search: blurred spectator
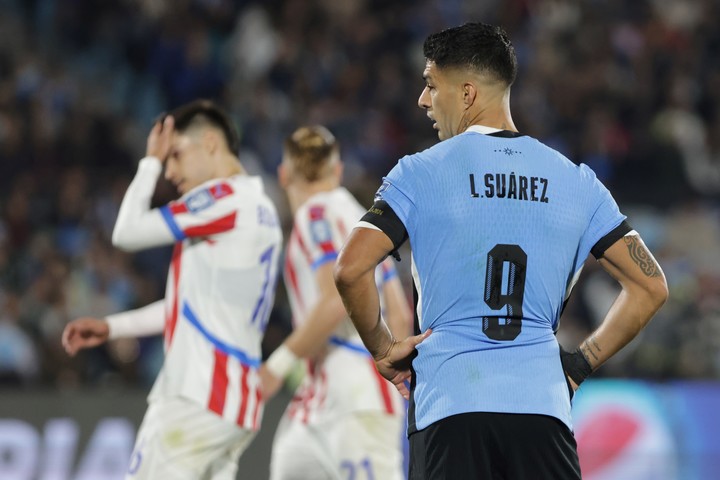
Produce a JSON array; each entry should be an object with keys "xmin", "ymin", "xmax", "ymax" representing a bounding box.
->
[{"xmin": 0, "ymin": 292, "xmax": 39, "ymax": 385}]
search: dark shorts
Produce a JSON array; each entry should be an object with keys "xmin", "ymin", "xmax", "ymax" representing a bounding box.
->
[{"xmin": 408, "ymin": 412, "xmax": 582, "ymax": 480}]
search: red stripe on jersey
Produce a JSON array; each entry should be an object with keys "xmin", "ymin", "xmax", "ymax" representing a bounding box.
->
[
  {"xmin": 309, "ymin": 205, "xmax": 325, "ymax": 221},
  {"xmin": 292, "ymin": 228, "xmax": 312, "ymax": 266},
  {"xmin": 208, "ymin": 349, "xmax": 229, "ymax": 415},
  {"xmin": 252, "ymin": 387, "xmax": 263, "ymax": 430},
  {"xmin": 209, "ymin": 182, "xmax": 234, "ymax": 200},
  {"xmin": 318, "ymin": 238, "xmax": 335, "ymax": 255},
  {"xmin": 287, "ymin": 394, "xmax": 302, "ymax": 420},
  {"xmin": 368, "ymin": 358, "xmax": 395, "ymax": 414},
  {"xmin": 317, "ymin": 368, "xmax": 328, "ymax": 410},
  {"xmin": 164, "ymin": 243, "xmax": 183, "ymax": 349},
  {"xmin": 184, "ymin": 211, "xmax": 237, "ymax": 237},
  {"xmin": 336, "ymin": 218, "xmax": 348, "ymax": 239},
  {"xmin": 236, "ymin": 364, "xmax": 250, "ymax": 426},
  {"xmin": 284, "ymin": 251, "xmax": 304, "ymax": 313},
  {"xmin": 169, "ymin": 201, "xmax": 189, "ymax": 215},
  {"xmin": 306, "ymin": 207, "xmax": 336, "ymax": 254},
  {"xmin": 302, "ymin": 360, "xmax": 316, "ymax": 424}
]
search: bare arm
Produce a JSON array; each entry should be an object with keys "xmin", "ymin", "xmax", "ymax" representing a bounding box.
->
[
  {"xmin": 334, "ymin": 227, "xmax": 430, "ymax": 399},
  {"xmin": 260, "ymin": 261, "xmax": 348, "ymax": 398},
  {"xmin": 334, "ymin": 227, "xmax": 397, "ymax": 358},
  {"xmin": 284, "ymin": 262, "xmax": 348, "ymax": 359},
  {"xmin": 564, "ymin": 233, "xmax": 668, "ymax": 387},
  {"xmin": 381, "ymin": 272, "xmax": 413, "ymax": 341}
]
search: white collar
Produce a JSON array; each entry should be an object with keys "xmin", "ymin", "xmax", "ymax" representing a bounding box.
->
[{"xmin": 465, "ymin": 125, "xmax": 503, "ymax": 135}]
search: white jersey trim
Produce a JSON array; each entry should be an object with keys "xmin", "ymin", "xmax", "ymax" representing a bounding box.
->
[
  {"xmin": 465, "ymin": 125, "xmax": 503, "ymax": 135},
  {"xmin": 355, "ymin": 220, "xmax": 381, "ymax": 231}
]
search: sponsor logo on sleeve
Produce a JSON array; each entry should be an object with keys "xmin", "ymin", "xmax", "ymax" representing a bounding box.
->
[
  {"xmin": 185, "ymin": 189, "xmax": 215, "ymax": 213},
  {"xmin": 310, "ymin": 219, "xmax": 332, "ymax": 245},
  {"xmin": 375, "ymin": 180, "xmax": 390, "ymax": 200}
]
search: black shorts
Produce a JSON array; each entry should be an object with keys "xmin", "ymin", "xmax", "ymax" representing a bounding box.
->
[{"xmin": 408, "ymin": 412, "xmax": 582, "ymax": 480}]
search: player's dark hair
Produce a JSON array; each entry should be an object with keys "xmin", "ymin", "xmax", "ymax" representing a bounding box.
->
[
  {"xmin": 166, "ymin": 99, "xmax": 240, "ymax": 154},
  {"xmin": 284, "ymin": 126, "xmax": 339, "ymax": 182},
  {"xmin": 423, "ymin": 22, "xmax": 517, "ymax": 86}
]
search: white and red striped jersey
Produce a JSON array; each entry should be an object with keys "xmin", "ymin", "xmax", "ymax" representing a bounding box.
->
[
  {"xmin": 111, "ymin": 157, "xmax": 282, "ymax": 431},
  {"xmin": 283, "ymin": 187, "xmax": 404, "ymax": 424}
]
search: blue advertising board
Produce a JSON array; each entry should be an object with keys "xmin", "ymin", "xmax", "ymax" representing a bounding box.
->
[
  {"xmin": 1, "ymin": 382, "xmax": 718, "ymax": 479},
  {"xmin": 572, "ymin": 380, "xmax": 720, "ymax": 480}
]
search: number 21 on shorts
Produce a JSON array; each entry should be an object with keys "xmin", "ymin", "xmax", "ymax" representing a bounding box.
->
[{"xmin": 340, "ymin": 457, "xmax": 374, "ymax": 480}]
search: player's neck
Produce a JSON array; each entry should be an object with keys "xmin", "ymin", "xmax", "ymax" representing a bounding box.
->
[
  {"xmin": 287, "ymin": 178, "xmax": 339, "ymax": 213},
  {"xmin": 215, "ymin": 154, "xmax": 246, "ymax": 178},
  {"xmin": 459, "ymin": 92, "xmax": 517, "ymax": 134},
  {"xmin": 460, "ymin": 110, "xmax": 517, "ymax": 134}
]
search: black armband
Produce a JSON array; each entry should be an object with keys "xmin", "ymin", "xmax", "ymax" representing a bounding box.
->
[
  {"xmin": 560, "ymin": 346, "xmax": 593, "ymax": 386},
  {"xmin": 360, "ymin": 200, "xmax": 408, "ymax": 260},
  {"xmin": 591, "ymin": 220, "xmax": 633, "ymax": 259}
]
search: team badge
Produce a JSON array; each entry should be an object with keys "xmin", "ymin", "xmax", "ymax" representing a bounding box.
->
[
  {"xmin": 375, "ymin": 180, "xmax": 390, "ymax": 200},
  {"xmin": 185, "ymin": 188, "xmax": 215, "ymax": 213},
  {"xmin": 310, "ymin": 219, "xmax": 332, "ymax": 245}
]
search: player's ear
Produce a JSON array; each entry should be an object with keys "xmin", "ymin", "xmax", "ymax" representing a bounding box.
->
[
  {"xmin": 463, "ymin": 83, "xmax": 477, "ymax": 108},
  {"xmin": 278, "ymin": 162, "xmax": 289, "ymax": 188},
  {"xmin": 334, "ymin": 160, "xmax": 344, "ymax": 184},
  {"xmin": 203, "ymin": 129, "xmax": 220, "ymax": 156}
]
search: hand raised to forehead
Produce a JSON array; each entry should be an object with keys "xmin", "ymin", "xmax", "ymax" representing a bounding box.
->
[{"xmin": 146, "ymin": 115, "xmax": 175, "ymax": 162}]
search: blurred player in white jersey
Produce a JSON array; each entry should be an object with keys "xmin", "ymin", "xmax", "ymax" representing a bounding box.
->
[
  {"xmin": 260, "ymin": 126, "xmax": 411, "ymax": 480},
  {"xmin": 61, "ymin": 100, "xmax": 283, "ymax": 479}
]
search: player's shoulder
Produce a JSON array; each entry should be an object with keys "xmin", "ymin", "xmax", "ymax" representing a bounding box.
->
[
  {"xmin": 398, "ymin": 131, "xmax": 499, "ymax": 168},
  {"xmin": 175, "ymin": 179, "xmax": 234, "ymax": 214},
  {"xmin": 387, "ymin": 146, "xmax": 437, "ymax": 183},
  {"xmin": 295, "ymin": 187, "xmax": 356, "ymax": 224},
  {"xmin": 522, "ymin": 135, "xmax": 600, "ymax": 181},
  {"xmin": 179, "ymin": 175, "xmax": 271, "ymax": 212},
  {"xmin": 217, "ymin": 174, "xmax": 276, "ymax": 205},
  {"xmin": 388, "ymin": 135, "xmax": 486, "ymax": 187},
  {"xmin": 226, "ymin": 174, "xmax": 268, "ymax": 197}
]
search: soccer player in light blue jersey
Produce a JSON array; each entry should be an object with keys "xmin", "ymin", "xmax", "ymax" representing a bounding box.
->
[{"xmin": 334, "ymin": 23, "xmax": 669, "ymax": 480}]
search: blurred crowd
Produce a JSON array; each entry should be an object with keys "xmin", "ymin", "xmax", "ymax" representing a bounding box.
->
[{"xmin": 0, "ymin": 0, "xmax": 718, "ymax": 389}]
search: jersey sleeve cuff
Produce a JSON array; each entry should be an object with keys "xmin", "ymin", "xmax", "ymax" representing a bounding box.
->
[
  {"xmin": 360, "ymin": 200, "xmax": 408, "ymax": 250},
  {"xmin": 159, "ymin": 205, "xmax": 187, "ymax": 241},
  {"xmin": 311, "ymin": 252, "xmax": 339, "ymax": 271},
  {"xmin": 591, "ymin": 220, "xmax": 633, "ymax": 259},
  {"xmin": 138, "ymin": 156, "xmax": 163, "ymax": 174}
]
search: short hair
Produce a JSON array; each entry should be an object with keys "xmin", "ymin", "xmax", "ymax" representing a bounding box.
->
[
  {"xmin": 166, "ymin": 99, "xmax": 240, "ymax": 153},
  {"xmin": 283, "ymin": 126, "xmax": 339, "ymax": 182},
  {"xmin": 423, "ymin": 22, "xmax": 517, "ymax": 86}
]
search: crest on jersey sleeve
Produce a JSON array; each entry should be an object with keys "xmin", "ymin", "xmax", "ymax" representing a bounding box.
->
[
  {"xmin": 375, "ymin": 180, "xmax": 390, "ymax": 201},
  {"xmin": 185, "ymin": 188, "xmax": 215, "ymax": 213},
  {"xmin": 310, "ymin": 218, "xmax": 332, "ymax": 245},
  {"xmin": 183, "ymin": 182, "xmax": 234, "ymax": 214}
]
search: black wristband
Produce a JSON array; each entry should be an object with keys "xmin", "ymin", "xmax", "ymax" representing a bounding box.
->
[{"xmin": 560, "ymin": 346, "xmax": 593, "ymax": 386}]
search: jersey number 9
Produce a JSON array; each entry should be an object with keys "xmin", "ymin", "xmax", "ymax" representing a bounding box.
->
[{"xmin": 482, "ymin": 244, "xmax": 527, "ymax": 341}]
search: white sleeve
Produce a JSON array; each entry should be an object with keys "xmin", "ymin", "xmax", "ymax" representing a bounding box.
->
[
  {"xmin": 112, "ymin": 157, "xmax": 176, "ymax": 251},
  {"xmin": 105, "ymin": 300, "xmax": 165, "ymax": 339}
]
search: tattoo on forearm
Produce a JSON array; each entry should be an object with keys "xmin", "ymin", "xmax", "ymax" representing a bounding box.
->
[
  {"xmin": 623, "ymin": 236, "xmax": 661, "ymax": 277},
  {"xmin": 580, "ymin": 336, "xmax": 601, "ymax": 364}
]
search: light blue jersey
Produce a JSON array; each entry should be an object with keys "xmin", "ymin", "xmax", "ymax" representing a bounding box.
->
[{"xmin": 375, "ymin": 127, "xmax": 627, "ymax": 433}]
